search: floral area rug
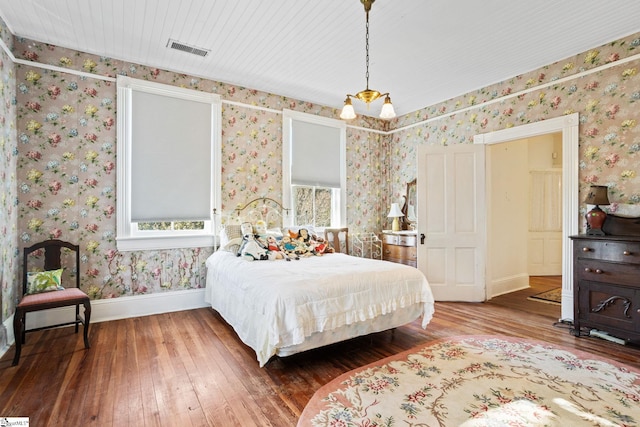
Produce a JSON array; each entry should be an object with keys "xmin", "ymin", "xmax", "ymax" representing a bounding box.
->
[{"xmin": 298, "ymin": 335, "xmax": 640, "ymax": 426}]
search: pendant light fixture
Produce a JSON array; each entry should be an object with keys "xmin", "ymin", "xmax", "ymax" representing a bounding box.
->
[{"xmin": 340, "ymin": 0, "xmax": 396, "ymax": 120}]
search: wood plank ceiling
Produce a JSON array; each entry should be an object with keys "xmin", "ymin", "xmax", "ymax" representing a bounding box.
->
[{"xmin": 1, "ymin": 0, "xmax": 640, "ymax": 117}]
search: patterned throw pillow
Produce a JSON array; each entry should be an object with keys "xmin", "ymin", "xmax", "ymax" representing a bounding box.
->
[
  {"xmin": 26, "ymin": 268, "xmax": 65, "ymax": 294},
  {"xmin": 223, "ymin": 224, "xmax": 243, "ymax": 240},
  {"xmin": 219, "ymin": 224, "xmax": 244, "ymax": 253},
  {"xmin": 222, "ymin": 237, "xmax": 243, "ymax": 254}
]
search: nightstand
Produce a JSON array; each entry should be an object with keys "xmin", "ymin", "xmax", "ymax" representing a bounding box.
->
[{"xmin": 381, "ymin": 230, "xmax": 417, "ymax": 267}]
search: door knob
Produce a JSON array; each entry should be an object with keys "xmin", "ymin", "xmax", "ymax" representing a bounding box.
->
[{"xmin": 420, "ymin": 233, "xmax": 425, "ymax": 244}]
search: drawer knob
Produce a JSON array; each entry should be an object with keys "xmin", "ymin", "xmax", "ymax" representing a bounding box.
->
[
  {"xmin": 582, "ymin": 247, "xmax": 591, "ymax": 252},
  {"xmin": 623, "ymin": 250, "xmax": 632, "ymax": 256},
  {"xmin": 584, "ymin": 267, "xmax": 604, "ymax": 274}
]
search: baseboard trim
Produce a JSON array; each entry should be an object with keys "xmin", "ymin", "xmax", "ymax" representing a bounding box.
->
[
  {"xmin": 0, "ymin": 288, "xmax": 208, "ymax": 360},
  {"xmin": 89, "ymin": 288, "xmax": 208, "ymax": 323},
  {"xmin": 489, "ymin": 273, "xmax": 530, "ymax": 298}
]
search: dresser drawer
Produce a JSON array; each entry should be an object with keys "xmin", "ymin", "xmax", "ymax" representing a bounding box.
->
[
  {"xmin": 382, "ymin": 234, "xmax": 416, "ymax": 246},
  {"xmin": 576, "ymin": 240, "xmax": 640, "ymax": 265},
  {"xmin": 382, "ymin": 234, "xmax": 416, "ymax": 247},
  {"xmin": 383, "ymin": 244, "xmax": 417, "ymax": 261},
  {"xmin": 382, "ymin": 232, "xmax": 417, "ymax": 267},
  {"xmin": 382, "ymin": 233, "xmax": 397, "ymax": 245},
  {"xmin": 576, "ymin": 259, "xmax": 639, "ymax": 287},
  {"xmin": 398, "ymin": 235, "xmax": 416, "ymax": 246}
]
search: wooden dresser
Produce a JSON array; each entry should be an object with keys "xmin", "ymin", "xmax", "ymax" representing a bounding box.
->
[
  {"xmin": 381, "ymin": 231, "xmax": 417, "ymax": 267},
  {"xmin": 570, "ymin": 217, "xmax": 640, "ymax": 342}
]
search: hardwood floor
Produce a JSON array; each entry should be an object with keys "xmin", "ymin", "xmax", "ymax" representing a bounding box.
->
[{"xmin": 1, "ymin": 277, "xmax": 638, "ymax": 426}]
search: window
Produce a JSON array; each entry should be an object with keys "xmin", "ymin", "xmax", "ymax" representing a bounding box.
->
[
  {"xmin": 116, "ymin": 76, "xmax": 221, "ymax": 251},
  {"xmin": 292, "ymin": 185, "xmax": 334, "ymax": 226},
  {"xmin": 282, "ymin": 110, "xmax": 346, "ymax": 228}
]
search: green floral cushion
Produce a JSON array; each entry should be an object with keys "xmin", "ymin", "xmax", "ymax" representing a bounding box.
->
[{"xmin": 26, "ymin": 268, "xmax": 65, "ymax": 294}]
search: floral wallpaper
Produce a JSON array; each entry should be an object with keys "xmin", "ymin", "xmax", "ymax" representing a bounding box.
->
[
  {"xmin": 388, "ymin": 34, "xmax": 640, "ymax": 215},
  {"xmin": 0, "ymin": 20, "xmax": 639, "ymax": 334},
  {"xmin": 0, "ymin": 16, "xmax": 18, "ymax": 351}
]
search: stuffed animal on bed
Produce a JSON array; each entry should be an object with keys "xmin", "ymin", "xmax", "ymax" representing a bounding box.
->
[
  {"xmin": 238, "ymin": 222, "xmax": 282, "ymax": 261},
  {"xmin": 254, "ymin": 220, "xmax": 267, "ymax": 238},
  {"xmin": 311, "ymin": 240, "xmax": 330, "ymax": 255},
  {"xmin": 307, "ymin": 234, "xmax": 333, "ymax": 255},
  {"xmin": 280, "ymin": 235, "xmax": 300, "ymax": 260},
  {"xmin": 266, "ymin": 235, "xmax": 289, "ymax": 261},
  {"xmin": 294, "ymin": 238, "xmax": 314, "ymax": 257},
  {"xmin": 297, "ymin": 228, "xmax": 310, "ymax": 243}
]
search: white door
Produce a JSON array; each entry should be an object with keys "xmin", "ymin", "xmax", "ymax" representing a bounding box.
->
[{"xmin": 417, "ymin": 143, "xmax": 486, "ymax": 301}]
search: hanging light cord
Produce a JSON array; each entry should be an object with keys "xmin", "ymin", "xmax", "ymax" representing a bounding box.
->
[{"xmin": 364, "ymin": 9, "xmax": 370, "ymax": 90}]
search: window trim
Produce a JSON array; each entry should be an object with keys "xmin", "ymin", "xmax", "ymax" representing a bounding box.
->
[
  {"xmin": 116, "ymin": 76, "xmax": 221, "ymax": 251},
  {"xmin": 282, "ymin": 109, "xmax": 346, "ymax": 228}
]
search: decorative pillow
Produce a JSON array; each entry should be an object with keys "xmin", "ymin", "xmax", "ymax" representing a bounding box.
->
[
  {"xmin": 26, "ymin": 268, "xmax": 64, "ymax": 294},
  {"xmin": 221, "ymin": 237, "xmax": 243, "ymax": 254},
  {"xmin": 219, "ymin": 224, "xmax": 243, "ymax": 247}
]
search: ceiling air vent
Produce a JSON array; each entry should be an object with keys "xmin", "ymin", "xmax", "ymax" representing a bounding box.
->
[{"xmin": 167, "ymin": 39, "xmax": 209, "ymax": 57}]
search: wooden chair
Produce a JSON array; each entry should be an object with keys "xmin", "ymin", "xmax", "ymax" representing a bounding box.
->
[
  {"xmin": 13, "ymin": 239, "xmax": 91, "ymax": 366},
  {"xmin": 325, "ymin": 228, "xmax": 349, "ymax": 255}
]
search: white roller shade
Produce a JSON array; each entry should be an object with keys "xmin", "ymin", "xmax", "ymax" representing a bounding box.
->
[
  {"xmin": 291, "ymin": 120, "xmax": 341, "ymax": 188},
  {"xmin": 130, "ymin": 90, "xmax": 212, "ymax": 222}
]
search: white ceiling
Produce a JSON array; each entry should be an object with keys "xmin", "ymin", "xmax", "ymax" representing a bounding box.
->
[{"xmin": 1, "ymin": 0, "xmax": 640, "ymax": 117}]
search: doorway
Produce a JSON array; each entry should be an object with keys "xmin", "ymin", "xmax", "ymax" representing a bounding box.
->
[
  {"xmin": 474, "ymin": 113, "xmax": 579, "ymax": 321},
  {"xmin": 486, "ymin": 133, "xmax": 563, "ymax": 298}
]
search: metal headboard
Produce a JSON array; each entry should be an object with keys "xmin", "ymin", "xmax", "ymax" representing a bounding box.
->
[{"xmin": 231, "ymin": 197, "xmax": 290, "ymax": 229}]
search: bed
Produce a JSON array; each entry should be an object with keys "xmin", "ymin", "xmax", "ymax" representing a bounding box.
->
[{"xmin": 204, "ymin": 199, "xmax": 435, "ymax": 367}]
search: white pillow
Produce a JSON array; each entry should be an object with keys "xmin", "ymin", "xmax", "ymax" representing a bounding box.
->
[{"xmin": 266, "ymin": 228, "xmax": 283, "ymax": 239}]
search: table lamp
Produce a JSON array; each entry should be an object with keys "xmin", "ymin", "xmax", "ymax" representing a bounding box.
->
[
  {"xmin": 388, "ymin": 203, "xmax": 404, "ymax": 232},
  {"xmin": 584, "ymin": 185, "xmax": 610, "ymax": 236}
]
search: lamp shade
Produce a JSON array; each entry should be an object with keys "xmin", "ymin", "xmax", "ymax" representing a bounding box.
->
[
  {"xmin": 340, "ymin": 98, "xmax": 356, "ymax": 120},
  {"xmin": 379, "ymin": 95, "xmax": 396, "ymax": 119},
  {"xmin": 584, "ymin": 185, "xmax": 610, "ymax": 206},
  {"xmin": 387, "ymin": 203, "xmax": 403, "ymax": 218}
]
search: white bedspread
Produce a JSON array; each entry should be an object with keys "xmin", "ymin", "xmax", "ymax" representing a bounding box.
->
[{"xmin": 205, "ymin": 251, "xmax": 434, "ymax": 366}]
